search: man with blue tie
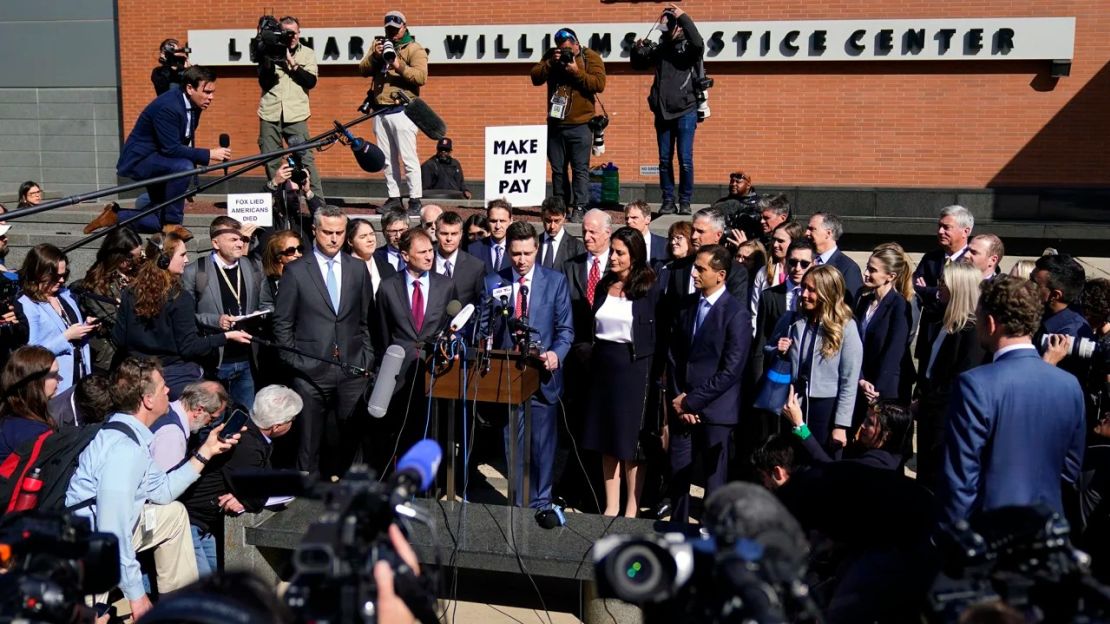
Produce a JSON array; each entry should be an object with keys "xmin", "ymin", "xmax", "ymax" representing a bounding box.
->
[
  {"xmin": 667, "ymin": 244, "xmax": 752, "ymax": 524},
  {"xmin": 939, "ymin": 275, "xmax": 1085, "ymax": 526},
  {"xmin": 484, "ymin": 221, "xmax": 574, "ymax": 509},
  {"xmin": 466, "ymin": 199, "xmax": 513, "ymax": 275}
]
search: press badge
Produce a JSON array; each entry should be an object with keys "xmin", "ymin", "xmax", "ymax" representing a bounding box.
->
[
  {"xmin": 549, "ymin": 94, "xmax": 569, "ymax": 120},
  {"xmin": 143, "ymin": 507, "xmax": 156, "ymax": 533}
]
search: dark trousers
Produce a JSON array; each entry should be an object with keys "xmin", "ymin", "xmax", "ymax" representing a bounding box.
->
[
  {"xmin": 669, "ymin": 420, "xmax": 732, "ymax": 524},
  {"xmin": 163, "ymin": 361, "xmax": 203, "ymax": 402},
  {"xmin": 504, "ymin": 397, "xmax": 557, "ymax": 509},
  {"xmin": 804, "ymin": 396, "xmax": 838, "ymax": 453},
  {"xmin": 122, "ymin": 153, "xmax": 195, "ymax": 226},
  {"xmin": 291, "ymin": 372, "xmax": 369, "ymax": 476},
  {"xmin": 547, "ymin": 122, "xmax": 592, "ymax": 207},
  {"xmin": 654, "ymin": 110, "xmax": 697, "ymax": 205}
]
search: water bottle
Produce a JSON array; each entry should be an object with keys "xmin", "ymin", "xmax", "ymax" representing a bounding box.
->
[{"xmin": 12, "ymin": 467, "xmax": 44, "ymax": 512}]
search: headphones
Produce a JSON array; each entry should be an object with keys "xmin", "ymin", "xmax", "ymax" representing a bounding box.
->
[{"xmin": 153, "ymin": 238, "xmax": 172, "ymax": 270}]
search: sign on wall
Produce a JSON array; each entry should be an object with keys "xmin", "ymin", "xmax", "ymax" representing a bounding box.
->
[
  {"xmin": 190, "ymin": 18, "xmax": 1075, "ymax": 66},
  {"xmin": 484, "ymin": 126, "xmax": 547, "ymax": 207}
]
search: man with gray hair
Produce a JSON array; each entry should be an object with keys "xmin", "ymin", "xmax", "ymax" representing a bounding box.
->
[
  {"xmin": 563, "ymin": 208, "xmax": 612, "ymax": 342},
  {"xmin": 666, "ymin": 207, "xmax": 750, "ymax": 302},
  {"xmin": 805, "ymin": 211, "xmax": 864, "ymax": 304},
  {"xmin": 149, "ymin": 380, "xmax": 229, "ymax": 471},
  {"xmin": 913, "ymin": 204, "xmax": 974, "ymax": 357},
  {"xmin": 180, "ymin": 384, "xmax": 303, "ymax": 576}
]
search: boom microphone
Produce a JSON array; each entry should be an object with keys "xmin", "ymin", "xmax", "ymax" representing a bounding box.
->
[
  {"xmin": 368, "ymin": 344, "xmax": 406, "ymax": 418},
  {"xmin": 332, "ymin": 120, "xmax": 386, "ymax": 173},
  {"xmin": 401, "ymin": 97, "xmax": 448, "ymax": 141},
  {"xmin": 392, "ymin": 439, "xmax": 442, "ymax": 501},
  {"xmin": 218, "ymin": 133, "xmax": 230, "ymax": 175},
  {"xmin": 449, "ymin": 303, "xmax": 475, "ymax": 333}
]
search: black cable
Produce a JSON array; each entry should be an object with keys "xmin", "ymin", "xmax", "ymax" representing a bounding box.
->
[
  {"xmin": 380, "ymin": 354, "xmax": 423, "ymax": 481},
  {"xmin": 481, "ymin": 504, "xmax": 553, "ymax": 624},
  {"xmin": 557, "ymin": 396, "xmax": 601, "ymax": 514}
]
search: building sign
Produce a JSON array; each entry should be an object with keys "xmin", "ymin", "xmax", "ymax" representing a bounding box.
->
[
  {"xmin": 484, "ymin": 125, "xmax": 547, "ymax": 207},
  {"xmin": 190, "ymin": 18, "xmax": 1074, "ymax": 66}
]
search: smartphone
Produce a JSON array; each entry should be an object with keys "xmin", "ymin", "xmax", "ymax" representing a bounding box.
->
[{"xmin": 219, "ymin": 408, "xmax": 249, "ymax": 440}]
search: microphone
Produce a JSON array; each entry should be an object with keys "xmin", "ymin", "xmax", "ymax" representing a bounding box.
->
[
  {"xmin": 444, "ymin": 299, "xmax": 462, "ymax": 322},
  {"xmin": 449, "ymin": 303, "xmax": 475, "ymax": 334},
  {"xmin": 368, "ymin": 344, "xmax": 406, "ymax": 418},
  {"xmin": 332, "ymin": 120, "xmax": 386, "ymax": 173},
  {"xmin": 218, "ymin": 133, "xmax": 230, "ymax": 175},
  {"xmin": 399, "ymin": 96, "xmax": 448, "ymax": 141},
  {"xmin": 519, "ymin": 284, "xmax": 530, "ymax": 319},
  {"xmin": 391, "ymin": 439, "xmax": 442, "ymax": 502},
  {"xmin": 492, "ymin": 285, "xmax": 512, "ymax": 317}
]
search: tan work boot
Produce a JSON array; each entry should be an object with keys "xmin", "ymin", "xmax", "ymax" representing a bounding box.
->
[
  {"xmin": 161, "ymin": 223, "xmax": 193, "ymax": 241},
  {"xmin": 83, "ymin": 202, "xmax": 119, "ymax": 234}
]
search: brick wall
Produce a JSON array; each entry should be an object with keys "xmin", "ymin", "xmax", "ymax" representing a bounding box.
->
[{"xmin": 116, "ymin": 1, "xmax": 1110, "ymax": 195}]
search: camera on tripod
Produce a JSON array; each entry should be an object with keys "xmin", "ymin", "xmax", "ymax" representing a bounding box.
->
[{"xmin": 249, "ymin": 15, "xmax": 295, "ymax": 64}]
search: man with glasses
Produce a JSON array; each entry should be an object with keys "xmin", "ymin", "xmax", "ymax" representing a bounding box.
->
[
  {"xmin": 182, "ymin": 216, "xmax": 264, "ymax": 410},
  {"xmin": 531, "ymin": 28, "xmax": 606, "ymax": 224},
  {"xmin": 258, "ymin": 16, "xmax": 324, "ymax": 199},
  {"xmin": 373, "ymin": 209, "xmax": 411, "ymax": 281}
]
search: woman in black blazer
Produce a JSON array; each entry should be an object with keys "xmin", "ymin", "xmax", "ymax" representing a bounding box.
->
[
  {"xmin": 853, "ymin": 245, "xmax": 916, "ymax": 421},
  {"xmin": 582, "ymin": 226, "xmax": 664, "ymax": 517},
  {"xmin": 913, "ymin": 262, "xmax": 988, "ymax": 490}
]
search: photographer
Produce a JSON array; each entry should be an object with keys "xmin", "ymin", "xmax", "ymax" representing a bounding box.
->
[
  {"xmin": 151, "ymin": 38, "xmax": 191, "ymax": 96},
  {"xmin": 631, "ymin": 4, "xmax": 705, "ymax": 217},
  {"xmin": 257, "ymin": 16, "xmax": 325, "ymax": 199},
  {"xmin": 358, "ymin": 11, "xmax": 429, "ymax": 215},
  {"xmin": 265, "ymin": 161, "xmax": 324, "ymax": 232},
  {"xmin": 531, "ymin": 28, "xmax": 606, "ymax": 224}
]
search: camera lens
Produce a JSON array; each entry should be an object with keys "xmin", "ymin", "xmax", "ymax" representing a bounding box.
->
[{"xmin": 608, "ymin": 544, "xmax": 666, "ymax": 602}]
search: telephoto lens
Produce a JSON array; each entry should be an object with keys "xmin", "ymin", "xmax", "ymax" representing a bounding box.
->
[{"xmin": 382, "ymin": 40, "xmax": 397, "ymax": 65}]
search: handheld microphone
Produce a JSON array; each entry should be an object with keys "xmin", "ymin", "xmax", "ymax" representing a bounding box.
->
[
  {"xmin": 218, "ymin": 133, "xmax": 230, "ymax": 175},
  {"xmin": 519, "ymin": 284, "xmax": 530, "ymax": 319},
  {"xmin": 368, "ymin": 344, "xmax": 406, "ymax": 418},
  {"xmin": 391, "ymin": 439, "xmax": 442, "ymax": 501},
  {"xmin": 492, "ymin": 285, "xmax": 512, "ymax": 317},
  {"xmin": 448, "ymin": 303, "xmax": 475, "ymax": 333},
  {"xmin": 332, "ymin": 120, "xmax": 386, "ymax": 173}
]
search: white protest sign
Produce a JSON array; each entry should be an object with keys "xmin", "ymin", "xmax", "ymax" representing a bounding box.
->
[
  {"xmin": 227, "ymin": 193, "xmax": 273, "ymax": 227},
  {"xmin": 484, "ymin": 125, "xmax": 547, "ymax": 207}
]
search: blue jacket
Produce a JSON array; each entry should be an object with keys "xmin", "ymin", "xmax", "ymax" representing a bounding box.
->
[
  {"xmin": 667, "ymin": 289, "xmax": 751, "ymax": 425},
  {"xmin": 117, "ymin": 89, "xmax": 209, "ymax": 177},
  {"xmin": 939, "ymin": 346, "xmax": 1086, "ymax": 525},
  {"xmin": 854, "ymin": 290, "xmax": 914, "ymax": 400},
  {"xmin": 18, "ymin": 290, "xmax": 91, "ymax": 393},
  {"xmin": 484, "ymin": 266, "xmax": 574, "ymax": 404}
]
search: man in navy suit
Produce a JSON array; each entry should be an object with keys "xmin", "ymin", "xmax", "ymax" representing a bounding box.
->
[
  {"xmin": 88, "ymin": 66, "xmax": 232, "ymax": 238},
  {"xmin": 913, "ymin": 205, "xmax": 973, "ymax": 358},
  {"xmin": 433, "ymin": 211, "xmax": 485, "ymax": 307},
  {"xmin": 939, "ymin": 275, "xmax": 1085, "ymax": 526},
  {"xmin": 466, "ymin": 199, "xmax": 513, "ymax": 275},
  {"xmin": 623, "ymin": 200, "xmax": 668, "ymax": 269},
  {"xmin": 538, "ymin": 197, "xmax": 585, "ymax": 271},
  {"xmin": 484, "ymin": 221, "xmax": 574, "ymax": 509},
  {"xmin": 667, "ymin": 244, "xmax": 752, "ymax": 524},
  {"xmin": 372, "ymin": 209, "xmax": 409, "ymax": 280},
  {"xmin": 805, "ymin": 212, "xmax": 863, "ymax": 306}
]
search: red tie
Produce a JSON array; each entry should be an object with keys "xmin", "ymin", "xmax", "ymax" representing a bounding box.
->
[
  {"xmin": 515, "ymin": 276, "xmax": 526, "ymax": 318},
  {"xmin": 586, "ymin": 257, "xmax": 601, "ymax": 307},
  {"xmin": 411, "ymin": 279, "xmax": 424, "ymax": 332}
]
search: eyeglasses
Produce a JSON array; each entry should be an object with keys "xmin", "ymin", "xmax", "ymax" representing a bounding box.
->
[
  {"xmin": 385, "ymin": 228, "xmax": 407, "ymax": 236},
  {"xmin": 280, "ymin": 245, "xmax": 304, "ymax": 257},
  {"xmin": 786, "ymin": 259, "xmax": 812, "ymax": 269}
]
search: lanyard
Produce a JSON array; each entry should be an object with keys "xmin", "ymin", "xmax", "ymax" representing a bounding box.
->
[{"xmin": 215, "ymin": 259, "xmax": 243, "ymax": 316}]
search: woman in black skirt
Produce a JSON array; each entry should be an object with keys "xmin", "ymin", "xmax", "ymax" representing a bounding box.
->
[{"xmin": 582, "ymin": 226, "xmax": 664, "ymax": 517}]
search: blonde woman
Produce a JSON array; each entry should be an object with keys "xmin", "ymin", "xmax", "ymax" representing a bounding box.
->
[
  {"xmin": 777, "ymin": 264, "xmax": 863, "ymax": 451},
  {"xmin": 1009, "ymin": 259, "xmax": 1036, "ymax": 280},
  {"xmin": 854, "ymin": 245, "xmax": 916, "ymax": 407},
  {"xmin": 914, "ymin": 262, "xmax": 988, "ymax": 488}
]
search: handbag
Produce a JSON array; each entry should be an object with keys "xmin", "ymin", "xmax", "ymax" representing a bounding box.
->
[{"xmin": 753, "ymin": 354, "xmax": 793, "ymax": 413}]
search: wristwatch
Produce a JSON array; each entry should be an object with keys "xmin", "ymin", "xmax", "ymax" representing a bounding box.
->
[{"xmin": 192, "ymin": 451, "xmax": 210, "ymax": 465}]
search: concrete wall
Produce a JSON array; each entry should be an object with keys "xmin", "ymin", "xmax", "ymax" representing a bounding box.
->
[{"xmin": 0, "ymin": 1, "xmax": 120, "ymax": 199}]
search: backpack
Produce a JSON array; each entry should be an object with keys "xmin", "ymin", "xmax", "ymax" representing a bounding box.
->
[{"xmin": 0, "ymin": 421, "xmax": 139, "ymax": 515}]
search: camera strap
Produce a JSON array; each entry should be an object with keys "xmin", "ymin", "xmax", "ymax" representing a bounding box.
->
[{"xmin": 581, "ymin": 52, "xmax": 609, "ymax": 120}]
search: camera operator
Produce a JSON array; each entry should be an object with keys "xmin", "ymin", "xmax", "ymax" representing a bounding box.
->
[
  {"xmin": 257, "ymin": 16, "xmax": 325, "ymax": 199},
  {"xmin": 631, "ymin": 4, "xmax": 705, "ymax": 217},
  {"xmin": 358, "ymin": 11, "xmax": 429, "ymax": 216},
  {"xmin": 531, "ymin": 28, "xmax": 606, "ymax": 224},
  {"xmin": 151, "ymin": 38, "xmax": 191, "ymax": 96}
]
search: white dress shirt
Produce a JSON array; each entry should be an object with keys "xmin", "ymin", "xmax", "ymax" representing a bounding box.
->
[
  {"xmin": 511, "ymin": 266, "xmax": 536, "ymax": 316},
  {"xmin": 405, "ymin": 270, "xmax": 430, "ymax": 318},
  {"xmin": 436, "ymin": 249, "xmax": 459, "ymax": 277},
  {"xmin": 542, "ymin": 230, "xmax": 565, "ymax": 266}
]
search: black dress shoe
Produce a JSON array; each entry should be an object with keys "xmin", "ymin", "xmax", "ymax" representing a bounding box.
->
[
  {"xmin": 567, "ymin": 206, "xmax": 584, "ymax": 224},
  {"xmin": 407, "ymin": 197, "xmax": 422, "ymax": 217},
  {"xmin": 659, "ymin": 201, "xmax": 677, "ymax": 215},
  {"xmin": 677, "ymin": 202, "xmax": 692, "ymax": 215},
  {"xmin": 381, "ymin": 197, "xmax": 403, "ymax": 212}
]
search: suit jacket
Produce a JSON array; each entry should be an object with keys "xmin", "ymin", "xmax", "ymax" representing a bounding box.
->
[
  {"xmin": 667, "ymin": 289, "xmax": 751, "ymax": 425},
  {"xmin": 913, "ymin": 247, "xmax": 968, "ymax": 357},
  {"xmin": 824, "ymin": 248, "xmax": 864, "ymax": 306},
  {"xmin": 116, "ymin": 88, "xmax": 208, "ymax": 178},
  {"xmin": 435, "ymin": 249, "xmax": 486, "ymax": 308},
  {"xmin": 664, "ymin": 255, "xmax": 749, "ymax": 302},
  {"xmin": 18, "ymin": 290, "xmax": 91, "ymax": 393},
  {"xmin": 376, "ymin": 271, "xmax": 458, "ymax": 380},
  {"xmin": 372, "ymin": 246, "xmax": 400, "ymax": 282},
  {"xmin": 786, "ymin": 315, "xmax": 863, "ymax": 429},
  {"xmin": 272, "ymin": 250, "xmax": 375, "ymax": 381},
  {"xmin": 752, "ymin": 282, "xmax": 789, "ymax": 377},
  {"xmin": 646, "ymin": 233, "xmax": 669, "ymax": 269},
  {"xmin": 182, "ymin": 254, "xmax": 262, "ymax": 367},
  {"xmin": 854, "ymin": 290, "xmax": 913, "ymax": 400},
  {"xmin": 48, "ymin": 386, "xmax": 78, "ymax": 428},
  {"xmin": 939, "ymin": 347, "xmax": 1086, "ymax": 524},
  {"xmin": 484, "ymin": 266, "xmax": 574, "ymax": 404},
  {"xmin": 591, "ymin": 279, "xmax": 665, "ymax": 361},
  {"xmin": 466, "ymin": 238, "xmax": 510, "ymax": 275},
  {"xmin": 563, "ymin": 251, "xmax": 610, "ymax": 345},
  {"xmin": 539, "ymin": 231, "xmax": 586, "ymax": 271}
]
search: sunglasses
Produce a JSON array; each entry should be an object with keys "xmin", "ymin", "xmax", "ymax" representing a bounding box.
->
[
  {"xmin": 423, "ymin": 222, "xmax": 436, "ymax": 229},
  {"xmin": 555, "ymin": 30, "xmax": 576, "ymax": 44},
  {"xmin": 280, "ymin": 245, "xmax": 304, "ymax": 257},
  {"xmin": 787, "ymin": 259, "xmax": 812, "ymax": 269}
]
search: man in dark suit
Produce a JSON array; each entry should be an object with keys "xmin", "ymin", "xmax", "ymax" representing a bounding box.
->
[
  {"xmin": 623, "ymin": 200, "xmax": 668, "ymax": 269},
  {"xmin": 667, "ymin": 244, "xmax": 752, "ymax": 524},
  {"xmin": 938, "ymin": 276, "xmax": 1085, "ymax": 525},
  {"xmin": 538, "ymin": 197, "xmax": 585, "ymax": 271},
  {"xmin": 912, "ymin": 205, "xmax": 973, "ymax": 358},
  {"xmin": 372, "ymin": 209, "xmax": 410, "ymax": 281},
  {"xmin": 375, "ymin": 226, "xmax": 458, "ymax": 470},
  {"xmin": 433, "ymin": 211, "xmax": 485, "ymax": 308},
  {"xmin": 272, "ymin": 206, "xmax": 375, "ymax": 475},
  {"xmin": 805, "ymin": 211, "xmax": 864, "ymax": 306},
  {"xmin": 562, "ymin": 208, "xmax": 612, "ymax": 346},
  {"xmin": 87, "ymin": 66, "xmax": 232, "ymax": 238},
  {"xmin": 466, "ymin": 199, "xmax": 513, "ymax": 275},
  {"xmin": 666, "ymin": 207, "xmax": 749, "ymax": 302},
  {"xmin": 485, "ymin": 221, "xmax": 574, "ymax": 509}
]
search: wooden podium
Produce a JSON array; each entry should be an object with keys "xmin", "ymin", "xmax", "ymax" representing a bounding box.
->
[{"xmin": 426, "ymin": 349, "xmax": 541, "ymax": 505}]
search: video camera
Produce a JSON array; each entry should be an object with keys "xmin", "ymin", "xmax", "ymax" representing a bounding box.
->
[
  {"xmin": 159, "ymin": 41, "xmax": 191, "ymax": 70},
  {"xmin": 249, "ymin": 15, "xmax": 295, "ymax": 64},
  {"xmin": 0, "ymin": 512, "xmax": 120, "ymax": 624}
]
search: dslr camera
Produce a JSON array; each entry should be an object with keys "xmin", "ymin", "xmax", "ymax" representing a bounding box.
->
[
  {"xmin": 375, "ymin": 36, "xmax": 398, "ymax": 66},
  {"xmin": 558, "ymin": 48, "xmax": 575, "ymax": 65},
  {"xmin": 250, "ymin": 15, "xmax": 295, "ymax": 64},
  {"xmin": 588, "ymin": 115, "xmax": 609, "ymax": 155}
]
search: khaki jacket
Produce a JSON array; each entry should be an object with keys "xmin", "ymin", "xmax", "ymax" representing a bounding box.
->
[
  {"xmin": 359, "ymin": 39, "xmax": 429, "ymax": 106},
  {"xmin": 257, "ymin": 44, "xmax": 318, "ymax": 123}
]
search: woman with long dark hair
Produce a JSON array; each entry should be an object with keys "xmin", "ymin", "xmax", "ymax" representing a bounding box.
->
[
  {"xmin": 113, "ymin": 233, "xmax": 251, "ymax": 399},
  {"xmin": 0, "ymin": 346, "xmax": 60, "ymax": 461},
  {"xmin": 581, "ymin": 226, "xmax": 663, "ymax": 517},
  {"xmin": 784, "ymin": 393, "xmax": 912, "ymax": 470},
  {"xmin": 73, "ymin": 228, "xmax": 144, "ymax": 372},
  {"xmin": 751, "ymin": 220, "xmax": 805, "ymax": 328},
  {"xmin": 259, "ymin": 229, "xmax": 303, "ymax": 311},
  {"xmin": 16, "ymin": 181, "xmax": 43, "ymax": 208},
  {"xmin": 17, "ymin": 244, "xmax": 94, "ymax": 393}
]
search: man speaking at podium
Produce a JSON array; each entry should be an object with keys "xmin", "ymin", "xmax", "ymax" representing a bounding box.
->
[{"xmin": 484, "ymin": 221, "xmax": 574, "ymax": 509}]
